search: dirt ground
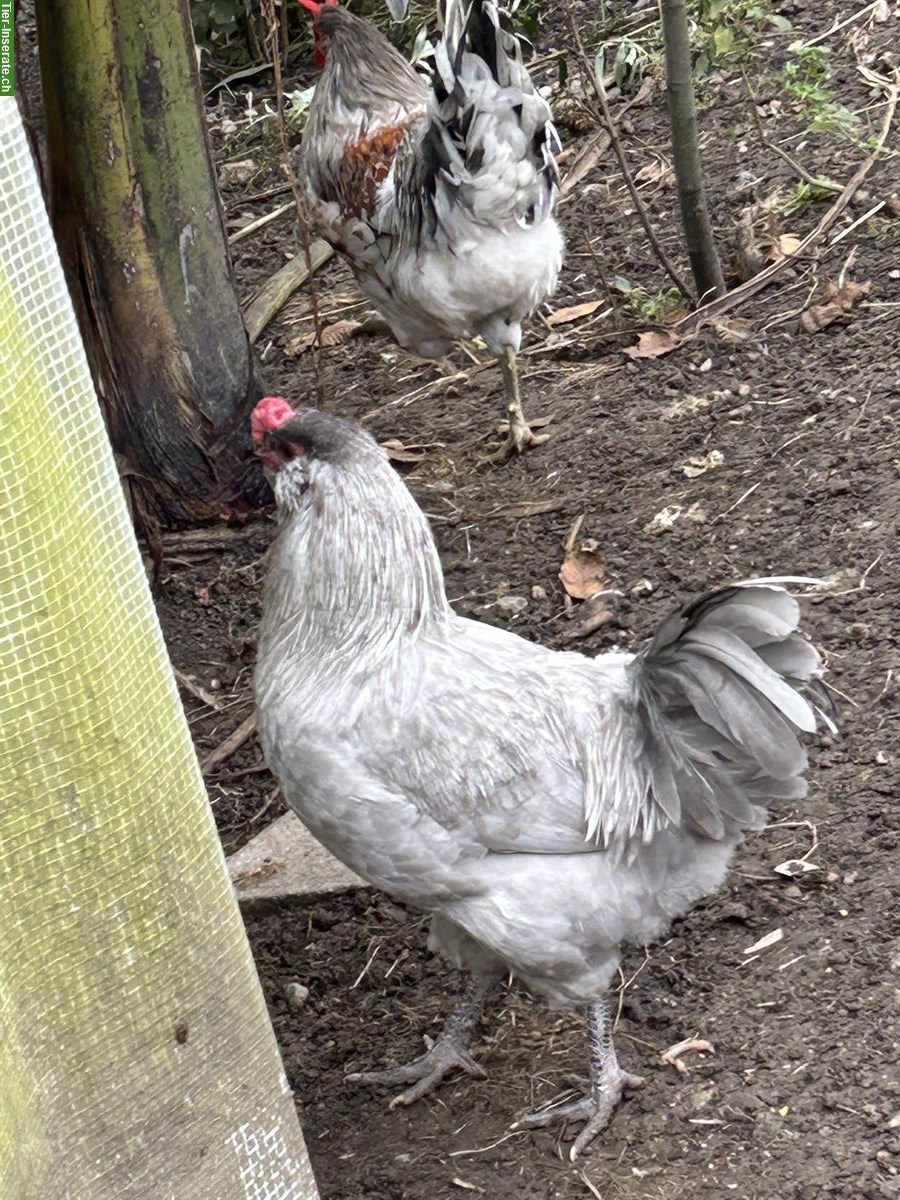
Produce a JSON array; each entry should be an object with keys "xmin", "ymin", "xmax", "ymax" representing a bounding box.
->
[{"xmin": 153, "ymin": 0, "xmax": 900, "ymax": 1196}]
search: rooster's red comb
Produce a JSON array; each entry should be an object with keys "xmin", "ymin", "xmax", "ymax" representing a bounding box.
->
[
  {"xmin": 251, "ymin": 396, "xmax": 296, "ymax": 444},
  {"xmin": 296, "ymin": 0, "xmax": 338, "ymax": 13}
]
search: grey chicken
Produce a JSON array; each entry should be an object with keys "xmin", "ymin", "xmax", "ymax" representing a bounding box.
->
[
  {"xmin": 295, "ymin": 0, "xmax": 563, "ymax": 460},
  {"xmin": 252, "ymin": 398, "xmax": 831, "ymax": 1158}
]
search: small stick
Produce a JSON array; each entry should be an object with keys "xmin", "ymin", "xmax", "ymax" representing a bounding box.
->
[
  {"xmin": 200, "ymin": 712, "xmax": 258, "ymax": 776},
  {"xmin": 564, "ymin": 5, "xmax": 692, "ymax": 298},
  {"xmin": 228, "ymin": 201, "xmax": 294, "ymax": 246},
  {"xmin": 798, "ymin": 0, "xmax": 879, "ymax": 50},
  {"xmin": 243, "ymin": 241, "xmax": 335, "ymax": 344},
  {"xmin": 742, "ymin": 73, "xmax": 841, "ymax": 194}
]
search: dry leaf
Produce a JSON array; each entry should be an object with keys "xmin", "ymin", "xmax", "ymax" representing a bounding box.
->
[
  {"xmin": 773, "ymin": 858, "xmax": 819, "ymax": 877},
  {"xmin": 800, "ymin": 279, "xmax": 871, "ymax": 334},
  {"xmin": 380, "ymin": 438, "xmax": 426, "ymax": 464},
  {"xmin": 776, "ymin": 233, "xmax": 802, "ymax": 257},
  {"xmin": 634, "ymin": 158, "xmax": 674, "ymax": 187},
  {"xmin": 743, "ymin": 928, "xmax": 784, "ymax": 955},
  {"xmin": 644, "ymin": 503, "xmax": 706, "ymax": 533},
  {"xmin": 559, "ymin": 539, "xmax": 609, "ymax": 600},
  {"xmin": 682, "ymin": 450, "xmax": 724, "ymax": 478},
  {"xmin": 661, "ymin": 394, "xmax": 709, "ymax": 420},
  {"xmin": 546, "ymin": 299, "xmax": 606, "ymax": 326},
  {"xmin": 285, "ymin": 318, "xmax": 362, "ymax": 356},
  {"xmin": 624, "ymin": 329, "xmax": 681, "ymax": 359},
  {"xmin": 562, "ymin": 593, "xmax": 617, "ymax": 640},
  {"xmin": 712, "ymin": 316, "xmax": 754, "ymax": 343}
]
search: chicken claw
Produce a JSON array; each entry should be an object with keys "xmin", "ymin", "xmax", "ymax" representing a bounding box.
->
[
  {"xmin": 489, "ymin": 414, "xmax": 552, "ymax": 463},
  {"xmin": 488, "ymin": 347, "xmax": 551, "ymax": 463},
  {"xmin": 347, "ymin": 1039, "xmax": 487, "ymax": 1107},
  {"xmin": 346, "ymin": 972, "xmax": 493, "ymax": 1106},
  {"xmin": 514, "ymin": 999, "xmax": 643, "ymax": 1160},
  {"xmin": 515, "ymin": 1065, "xmax": 644, "ymax": 1161}
]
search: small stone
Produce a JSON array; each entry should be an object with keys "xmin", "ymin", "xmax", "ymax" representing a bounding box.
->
[
  {"xmin": 209, "ymin": 678, "xmax": 222, "ymax": 691},
  {"xmin": 284, "ymin": 981, "xmax": 310, "ymax": 1010},
  {"xmin": 497, "ymin": 594, "xmax": 528, "ymax": 616},
  {"xmin": 219, "ymin": 159, "xmax": 256, "ymax": 188},
  {"xmin": 630, "ymin": 578, "xmax": 655, "ymax": 597},
  {"xmin": 699, "ymin": 357, "xmax": 713, "ymax": 373},
  {"xmin": 531, "ymin": 585, "xmax": 548, "ymax": 601},
  {"xmin": 737, "ymin": 383, "xmax": 751, "ymax": 397}
]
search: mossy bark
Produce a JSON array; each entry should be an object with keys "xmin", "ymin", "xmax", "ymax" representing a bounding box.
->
[
  {"xmin": 35, "ymin": 0, "xmax": 266, "ymax": 527},
  {"xmin": 0, "ymin": 102, "xmax": 316, "ymax": 1200}
]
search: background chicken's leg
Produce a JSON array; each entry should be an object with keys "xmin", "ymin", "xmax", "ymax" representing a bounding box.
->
[
  {"xmin": 516, "ymin": 998, "xmax": 644, "ymax": 1159},
  {"xmin": 346, "ymin": 972, "xmax": 495, "ymax": 1106},
  {"xmin": 491, "ymin": 347, "xmax": 551, "ymax": 462}
]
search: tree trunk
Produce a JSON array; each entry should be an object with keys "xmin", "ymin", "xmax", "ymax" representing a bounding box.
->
[
  {"xmin": 0, "ymin": 100, "xmax": 316, "ymax": 1200},
  {"xmin": 661, "ymin": 0, "xmax": 726, "ymax": 303},
  {"xmin": 35, "ymin": 0, "xmax": 266, "ymax": 528}
]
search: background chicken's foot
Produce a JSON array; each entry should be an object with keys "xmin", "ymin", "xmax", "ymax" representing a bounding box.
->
[
  {"xmin": 346, "ymin": 971, "xmax": 495, "ymax": 1107},
  {"xmin": 489, "ymin": 348, "xmax": 551, "ymax": 462}
]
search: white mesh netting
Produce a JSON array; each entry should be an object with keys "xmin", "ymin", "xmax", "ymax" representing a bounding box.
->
[{"xmin": 0, "ymin": 98, "xmax": 317, "ymax": 1200}]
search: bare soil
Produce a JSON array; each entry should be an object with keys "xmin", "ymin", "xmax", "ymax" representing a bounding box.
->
[{"xmin": 155, "ymin": 1, "xmax": 900, "ymax": 1195}]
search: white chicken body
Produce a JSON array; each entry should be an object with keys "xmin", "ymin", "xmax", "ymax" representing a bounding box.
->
[
  {"xmin": 298, "ymin": 0, "xmax": 563, "ymax": 360},
  {"xmin": 255, "ymin": 410, "xmax": 827, "ymax": 1010}
]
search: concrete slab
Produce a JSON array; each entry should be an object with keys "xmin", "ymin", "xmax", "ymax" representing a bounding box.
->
[{"xmin": 227, "ymin": 812, "xmax": 365, "ymax": 902}]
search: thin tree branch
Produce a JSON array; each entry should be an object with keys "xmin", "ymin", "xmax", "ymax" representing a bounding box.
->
[
  {"xmin": 660, "ymin": 0, "xmax": 726, "ymax": 301},
  {"xmin": 564, "ymin": 5, "xmax": 694, "ymax": 301},
  {"xmin": 262, "ymin": 0, "xmax": 326, "ymax": 404}
]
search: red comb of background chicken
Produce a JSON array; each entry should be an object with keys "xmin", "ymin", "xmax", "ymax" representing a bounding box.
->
[
  {"xmin": 251, "ymin": 396, "xmax": 296, "ymax": 444},
  {"xmin": 296, "ymin": 0, "xmax": 338, "ymax": 14}
]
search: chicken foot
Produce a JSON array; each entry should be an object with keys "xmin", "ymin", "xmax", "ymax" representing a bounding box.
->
[
  {"xmin": 515, "ymin": 998, "xmax": 644, "ymax": 1161},
  {"xmin": 489, "ymin": 347, "xmax": 551, "ymax": 463},
  {"xmin": 346, "ymin": 972, "xmax": 494, "ymax": 1107}
]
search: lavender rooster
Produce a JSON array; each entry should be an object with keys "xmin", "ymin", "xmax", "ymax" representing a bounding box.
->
[{"xmin": 252, "ymin": 399, "xmax": 831, "ymax": 1158}]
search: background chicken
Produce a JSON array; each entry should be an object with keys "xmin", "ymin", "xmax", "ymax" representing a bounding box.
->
[
  {"xmin": 252, "ymin": 398, "xmax": 831, "ymax": 1159},
  {"xmin": 295, "ymin": 0, "xmax": 563, "ymax": 460}
]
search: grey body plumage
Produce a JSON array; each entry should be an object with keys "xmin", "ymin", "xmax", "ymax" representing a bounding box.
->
[{"xmin": 255, "ymin": 407, "xmax": 830, "ymax": 1150}]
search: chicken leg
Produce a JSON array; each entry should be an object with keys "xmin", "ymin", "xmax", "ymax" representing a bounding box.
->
[
  {"xmin": 515, "ymin": 998, "xmax": 644, "ymax": 1160},
  {"xmin": 346, "ymin": 972, "xmax": 494, "ymax": 1107},
  {"xmin": 490, "ymin": 347, "xmax": 551, "ymax": 463}
]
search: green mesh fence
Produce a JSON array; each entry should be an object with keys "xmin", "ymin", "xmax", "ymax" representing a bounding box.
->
[{"xmin": 0, "ymin": 98, "xmax": 317, "ymax": 1200}]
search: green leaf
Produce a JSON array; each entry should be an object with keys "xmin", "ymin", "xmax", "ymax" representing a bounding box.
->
[{"xmin": 713, "ymin": 25, "xmax": 734, "ymax": 55}]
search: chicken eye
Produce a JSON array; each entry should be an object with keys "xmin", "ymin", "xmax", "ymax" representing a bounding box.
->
[{"xmin": 280, "ymin": 441, "xmax": 308, "ymax": 462}]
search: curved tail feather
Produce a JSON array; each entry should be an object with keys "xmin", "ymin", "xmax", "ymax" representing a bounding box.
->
[{"xmin": 591, "ymin": 580, "xmax": 832, "ymax": 849}]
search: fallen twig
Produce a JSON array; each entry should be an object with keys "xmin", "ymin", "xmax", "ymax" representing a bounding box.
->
[
  {"xmin": 228, "ymin": 200, "xmax": 294, "ymax": 246},
  {"xmin": 201, "ymin": 712, "xmax": 258, "ymax": 776},
  {"xmin": 742, "ymin": 73, "xmax": 842, "ymax": 195},
  {"xmin": 799, "ymin": 0, "xmax": 881, "ymax": 49},
  {"xmin": 243, "ymin": 241, "xmax": 334, "ymax": 344}
]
